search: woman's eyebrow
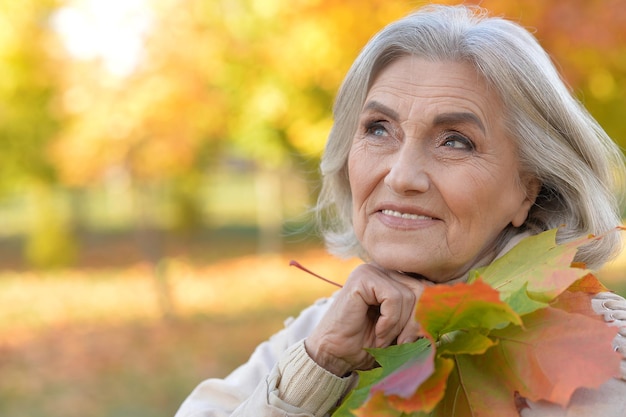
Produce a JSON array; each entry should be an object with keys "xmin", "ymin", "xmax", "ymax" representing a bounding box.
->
[
  {"xmin": 434, "ymin": 112, "xmax": 486, "ymax": 134},
  {"xmin": 362, "ymin": 100, "xmax": 400, "ymax": 120},
  {"xmin": 363, "ymin": 101, "xmax": 486, "ymax": 134}
]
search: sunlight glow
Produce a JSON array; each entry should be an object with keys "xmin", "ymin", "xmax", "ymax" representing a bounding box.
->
[{"xmin": 51, "ymin": 0, "xmax": 152, "ymax": 76}]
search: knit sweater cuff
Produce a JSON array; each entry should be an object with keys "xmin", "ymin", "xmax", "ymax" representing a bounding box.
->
[{"xmin": 277, "ymin": 340, "xmax": 354, "ymax": 417}]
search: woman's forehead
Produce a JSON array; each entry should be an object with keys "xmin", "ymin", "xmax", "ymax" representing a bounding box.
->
[{"xmin": 363, "ymin": 56, "xmax": 503, "ymax": 127}]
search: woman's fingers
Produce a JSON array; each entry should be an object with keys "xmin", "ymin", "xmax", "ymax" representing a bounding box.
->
[
  {"xmin": 306, "ymin": 263, "xmax": 428, "ymax": 375},
  {"xmin": 349, "ymin": 264, "xmax": 424, "ymax": 348},
  {"xmin": 373, "ymin": 285, "xmax": 416, "ymax": 347}
]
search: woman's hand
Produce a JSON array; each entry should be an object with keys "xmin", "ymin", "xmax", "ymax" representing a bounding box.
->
[{"xmin": 304, "ymin": 264, "xmax": 427, "ymax": 376}]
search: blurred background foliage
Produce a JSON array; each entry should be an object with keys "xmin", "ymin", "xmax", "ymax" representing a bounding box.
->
[
  {"xmin": 0, "ymin": 1, "xmax": 625, "ymax": 416},
  {"xmin": 0, "ymin": 0, "xmax": 625, "ymax": 269}
]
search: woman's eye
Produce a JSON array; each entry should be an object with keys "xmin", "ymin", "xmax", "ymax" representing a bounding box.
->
[
  {"xmin": 366, "ymin": 122, "xmax": 389, "ymax": 137},
  {"xmin": 442, "ymin": 133, "xmax": 473, "ymax": 150}
]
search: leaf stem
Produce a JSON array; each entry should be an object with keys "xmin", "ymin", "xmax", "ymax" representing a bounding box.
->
[{"xmin": 289, "ymin": 260, "xmax": 343, "ymax": 288}]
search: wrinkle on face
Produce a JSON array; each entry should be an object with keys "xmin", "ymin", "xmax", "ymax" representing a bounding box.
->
[{"xmin": 348, "ymin": 56, "xmax": 535, "ymax": 282}]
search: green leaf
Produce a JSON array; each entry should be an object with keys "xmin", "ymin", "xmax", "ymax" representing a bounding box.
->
[
  {"xmin": 368, "ymin": 338, "xmax": 432, "ymax": 374},
  {"xmin": 438, "ymin": 330, "xmax": 496, "ymax": 356},
  {"xmin": 469, "ymin": 229, "xmax": 590, "ymax": 309},
  {"xmin": 505, "ymin": 283, "xmax": 549, "ymax": 316},
  {"xmin": 332, "ymin": 368, "xmax": 384, "ymax": 417},
  {"xmin": 368, "ymin": 340, "xmax": 434, "ymax": 399}
]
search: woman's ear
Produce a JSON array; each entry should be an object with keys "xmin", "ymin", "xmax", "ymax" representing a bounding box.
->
[{"xmin": 512, "ymin": 176, "xmax": 541, "ymax": 227}]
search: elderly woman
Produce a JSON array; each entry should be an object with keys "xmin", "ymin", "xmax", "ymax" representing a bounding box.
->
[{"xmin": 176, "ymin": 4, "xmax": 626, "ymax": 417}]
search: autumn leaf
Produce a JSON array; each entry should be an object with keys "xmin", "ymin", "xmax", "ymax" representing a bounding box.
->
[
  {"xmin": 332, "ymin": 228, "xmax": 623, "ymax": 417},
  {"xmin": 353, "ymin": 391, "xmax": 404, "ymax": 417},
  {"xmin": 469, "ymin": 229, "xmax": 591, "ymax": 311},
  {"xmin": 436, "ymin": 353, "xmax": 520, "ymax": 417},
  {"xmin": 566, "ymin": 272, "xmax": 610, "ymax": 294},
  {"xmin": 445, "ymin": 307, "xmax": 621, "ymax": 415},
  {"xmin": 415, "ymin": 279, "xmax": 521, "ymax": 340},
  {"xmin": 369, "ymin": 340, "xmax": 435, "ymax": 398},
  {"xmin": 354, "ymin": 357, "xmax": 455, "ymax": 416},
  {"xmin": 332, "ymin": 340, "xmax": 432, "ymax": 417},
  {"xmin": 388, "ymin": 357, "xmax": 455, "ymax": 413},
  {"xmin": 333, "ymin": 367, "xmax": 384, "ymax": 417},
  {"xmin": 437, "ymin": 330, "xmax": 496, "ymax": 356},
  {"xmin": 493, "ymin": 308, "xmax": 621, "ymax": 406},
  {"xmin": 503, "ymin": 282, "xmax": 549, "ymax": 316},
  {"xmin": 551, "ymin": 273, "xmax": 610, "ymax": 317}
]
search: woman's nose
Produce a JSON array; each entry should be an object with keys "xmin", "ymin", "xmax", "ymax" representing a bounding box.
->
[{"xmin": 384, "ymin": 145, "xmax": 430, "ymax": 195}]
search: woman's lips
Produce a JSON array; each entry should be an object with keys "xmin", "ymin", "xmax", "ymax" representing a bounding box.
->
[
  {"xmin": 380, "ymin": 209, "xmax": 434, "ymax": 220},
  {"xmin": 375, "ymin": 207, "xmax": 440, "ymax": 230}
]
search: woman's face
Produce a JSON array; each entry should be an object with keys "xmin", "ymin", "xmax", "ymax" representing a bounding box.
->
[{"xmin": 348, "ymin": 56, "xmax": 536, "ymax": 282}]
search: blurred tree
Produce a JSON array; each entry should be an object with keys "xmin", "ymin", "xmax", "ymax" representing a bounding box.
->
[
  {"xmin": 472, "ymin": 0, "xmax": 626, "ymax": 152},
  {"xmin": 50, "ymin": 0, "xmax": 418, "ymax": 254},
  {"xmin": 0, "ymin": 0, "xmax": 77, "ymax": 268},
  {"xmin": 51, "ymin": 0, "xmax": 626, "ymax": 192},
  {"xmin": 1, "ymin": 0, "xmax": 623, "ymax": 266}
]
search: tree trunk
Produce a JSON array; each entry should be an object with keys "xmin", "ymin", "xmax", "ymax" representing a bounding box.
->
[
  {"xmin": 255, "ymin": 167, "xmax": 283, "ymax": 254},
  {"xmin": 132, "ymin": 182, "xmax": 176, "ymax": 319}
]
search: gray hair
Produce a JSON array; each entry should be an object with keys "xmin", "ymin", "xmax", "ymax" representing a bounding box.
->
[{"xmin": 315, "ymin": 4, "xmax": 626, "ymax": 270}]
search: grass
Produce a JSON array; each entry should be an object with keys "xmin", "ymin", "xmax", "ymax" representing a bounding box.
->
[{"xmin": 0, "ymin": 231, "xmax": 624, "ymax": 417}]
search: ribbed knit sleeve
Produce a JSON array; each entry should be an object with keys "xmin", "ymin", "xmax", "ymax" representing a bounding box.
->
[{"xmin": 272, "ymin": 340, "xmax": 355, "ymax": 417}]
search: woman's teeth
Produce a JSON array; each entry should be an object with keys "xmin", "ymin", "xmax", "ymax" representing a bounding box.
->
[{"xmin": 381, "ymin": 209, "xmax": 432, "ymax": 220}]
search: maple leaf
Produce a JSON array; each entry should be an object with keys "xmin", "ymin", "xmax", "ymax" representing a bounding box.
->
[
  {"xmin": 369, "ymin": 340, "xmax": 435, "ymax": 398},
  {"xmin": 333, "ymin": 367, "xmax": 384, "ymax": 417},
  {"xmin": 437, "ymin": 307, "xmax": 621, "ymax": 415},
  {"xmin": 566, "ymin": 272, "xmax": 610, "ymax": 294},
  {"xmin": 353, "ymin": 358, "xmax": 455, "ymax": 417},
  {"xmin": 469, "ymin": 229, "xmax": 591, "ymax": 312},
  {"xmin": 415, "ymin": 279, "xmax": 521, "ymax": 340},
  {"xmin": 437, "ymin": 330, "xmax": 496, "ymax": 356},
  {"xmin": 551, "ymin": 273, "xmax": 609, "ymax": 317},
  {"xmin": 334, "ymin": 281, "xmax": 521, "ymax": 416},
  {"xmin": 491, "ymin": 308, "xmax": 620, "ymax": 406},
  {"xmin": 331, "ymin": 227, "xmax": 624, "ymax": 417},
  {"xmin": 388, "ymin": 357, "xmax": 455, "ymax": 413},
  {"xmin": 353, "ymin": 392, "xmax": 404, "ymax": 417},
  {"xmin": 332, "ymin": 340, "xmax": 432, "ymax": 417}
]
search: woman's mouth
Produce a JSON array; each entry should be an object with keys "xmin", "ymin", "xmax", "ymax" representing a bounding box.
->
[{"xmin": 380, "ymin": 209, "xmax": 434, "ymax": 220}]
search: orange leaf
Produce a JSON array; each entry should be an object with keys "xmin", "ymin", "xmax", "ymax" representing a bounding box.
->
[
  {"xmin": 415, "ymin": 280, "xmax": 521, "ymax": 340},
  {"xmin": 353, "ymin": 392, "xmax": 403, "ymax": 417},
  {"xmin": 566, "ymin": 273, "xmax": 610, "ymax": 294},
  {"xmin": 551, "ymin": 274, "xmax": 609, "ymax": 317}
]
